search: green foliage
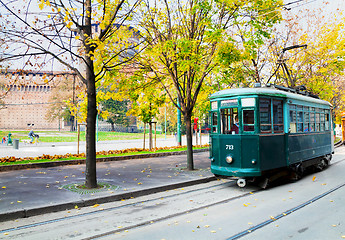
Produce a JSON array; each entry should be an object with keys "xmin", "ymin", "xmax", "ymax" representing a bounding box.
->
[{"xmin": 101, "ymin": 98, "xmax": 130, "ymax": 127}]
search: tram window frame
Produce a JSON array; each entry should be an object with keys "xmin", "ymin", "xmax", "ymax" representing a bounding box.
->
[
  {"xmin": 315, "ymin": 112, "xmax": 320, "ymax": 132},
  {"xmin": 288, "ymin": 104, "xmax": 330, "ymax": 133},
  {"xmin": 259, "ymin": 98, "xmax": 271, "ymax": 133},
  {"xmin": 273, "ymin": 99, "xmax": 284, "ymax": 133},
  {"xmin": 310, "ymin": 112, "xmax": 315, "ymax": 132},
  {"xmin": 304, "ymin": 107, "xmax": 310, "ymax": 132},
  {"xmin": 325, "ymin": 110, "xmax": 330, "ymax": 131},
  {"xmin": 297, "ymin": 105, "xmax": 304, "ymax": 132},
  {"xmin": 320, "ymin": 113, "xmax": 325, "ymax": 131},
  {"xmin": 211, "ymin": 112, "xmax": 218, "ymax": 133},
  {"xmin": 220, "ymin": 108, "xmax": 239, "ymax": 134},
  {"xmin": 289, "ymin": 104, "xmax": 297, "ymax": 133},
  {"xmin": 242, "ymin": 109, "xmax": 255, "ymax": 132}
]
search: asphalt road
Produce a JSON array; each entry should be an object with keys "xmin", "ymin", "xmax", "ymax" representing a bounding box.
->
[{"xmin": 1, "ymin": 146, "xmax": 345, "ymax": 240}]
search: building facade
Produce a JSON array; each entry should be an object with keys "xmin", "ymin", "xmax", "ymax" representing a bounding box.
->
[{"xmin": 0, "ymin": 70, "xmax": 77, "ymax": 130}]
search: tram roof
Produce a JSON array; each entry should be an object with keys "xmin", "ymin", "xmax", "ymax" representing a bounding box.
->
[{"xmin": 210, "ymin": 87, "xmax": 331, "ymax": 106}]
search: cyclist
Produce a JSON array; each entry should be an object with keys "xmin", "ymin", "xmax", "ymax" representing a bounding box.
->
[{"xmin": 28, "ymin": 130, "xmax": 39, "ymax": 143}]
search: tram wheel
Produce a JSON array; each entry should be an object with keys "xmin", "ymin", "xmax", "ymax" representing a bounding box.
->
[
  {"xmin": 237, "ymin": 179, "xmax": 246, "ymax": 188},
  {"xmin": 316, "ymin": 158, "xmax": 329, "ymax": 171}
]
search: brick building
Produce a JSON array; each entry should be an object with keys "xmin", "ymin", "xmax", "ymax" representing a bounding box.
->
[{"xmin": 0, "ymin": 70, "xmax": 77, "ymax": 130}]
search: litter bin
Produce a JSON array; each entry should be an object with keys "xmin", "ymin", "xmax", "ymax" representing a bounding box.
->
[{"xmin": 13, "ymin": 139, "xmax": 19, "ymax": 149}]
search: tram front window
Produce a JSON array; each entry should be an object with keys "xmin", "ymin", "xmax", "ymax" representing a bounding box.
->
[
  {"xmin": 221, "ymin": 108, "xmax": 238, "ymax": 134},
  {"xmin": 243, "ymin": 110, "xmax": 255, "ymax": 132}
]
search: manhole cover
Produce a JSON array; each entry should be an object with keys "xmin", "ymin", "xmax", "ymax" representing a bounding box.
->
[{"xmin": 61, "ymin": 182, "xmax": 120, "ymax": 195}]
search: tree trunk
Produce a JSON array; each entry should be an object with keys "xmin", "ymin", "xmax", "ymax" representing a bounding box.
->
[
  {"xmin": 184, "ymin": 113, "xmax": 194, "ymax": 170},
  {"xmin": 85, "ymin": 70, "xmax": 98, "ymax": 188},
  {"xmin": 143, "ymin": 123, "xmax": 146, "ymax": 149},
  {"xmin": 149, "ymin": 121, "xmax": 152, "ymax": 150},
  {"xmin": 84, "ymin": 0, "xmax": 97, "ymax": 189}
]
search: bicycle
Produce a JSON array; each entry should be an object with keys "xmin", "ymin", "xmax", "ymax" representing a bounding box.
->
[{"xmin": 24, "ymin": 134, "xmax": 40, "ymax": 145}]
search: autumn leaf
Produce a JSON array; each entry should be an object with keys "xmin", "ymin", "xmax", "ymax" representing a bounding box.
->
[{"xmin": 312, "ymin": 176, "xmax": 316, "ymax": 182}]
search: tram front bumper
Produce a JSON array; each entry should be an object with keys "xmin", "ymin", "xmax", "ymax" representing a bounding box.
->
[{"xmin": 211, "ymin": 165, "xmax": 261, "ymax": 177}]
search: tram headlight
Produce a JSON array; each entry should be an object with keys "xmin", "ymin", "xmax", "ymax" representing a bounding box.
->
[{"xmin": 226, "ymin": 155, "xmax": 233, "ymax": 164}]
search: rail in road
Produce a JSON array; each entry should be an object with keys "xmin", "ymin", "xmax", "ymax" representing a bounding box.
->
[{"xmin": 1, "ymin": 146, "xmax": 345, "ymax": 240}]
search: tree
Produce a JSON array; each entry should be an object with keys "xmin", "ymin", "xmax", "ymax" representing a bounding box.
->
[
  {"xmin": 266, "ymin": 4, "xmax": 345, "ymax": 120},
  {"xmin": 45, "ymin": 73, "xmax": 84, "ymax": 131},
  {"xmin": 0, "ymin": 0, "xmax": 140, "ymax": 188},
  {"xmin": 136, "ymin": 0, "xmax": 282, "ymax": 170},
  {"xmin": 122, "ymin": 73, "xmax": 166, "ymax": 150},
  {"xmin": 101, "ymin": 98, "xmax": 130, "ymax": 131}
]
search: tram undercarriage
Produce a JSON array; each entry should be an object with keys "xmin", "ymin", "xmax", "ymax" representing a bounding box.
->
[{"xmin": 216, "ymin": 154, "xmax": 332, "ymax": 189}]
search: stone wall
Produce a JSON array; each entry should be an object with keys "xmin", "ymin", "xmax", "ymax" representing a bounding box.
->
[{"xmin": 0, "ymin": 71, "xmax": 75, "ymax": 130}]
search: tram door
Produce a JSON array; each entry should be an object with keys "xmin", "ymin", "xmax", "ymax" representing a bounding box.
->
[
  {"xmin": 259, "ymin": 98, "xmax": 286, "ymax": 170},
  {"xmin": 218, "ymin": 107, "xmax": 243, "ymax": 168}
]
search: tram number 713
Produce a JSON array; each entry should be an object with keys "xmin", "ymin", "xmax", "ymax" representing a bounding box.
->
[{"xmin": 226, "ymin": 145, "xmax": 234, "ymax": 150}]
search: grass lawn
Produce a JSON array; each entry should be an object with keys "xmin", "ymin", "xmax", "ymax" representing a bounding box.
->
[
  {"xmin": 0, "ymin": 146, "xmax": 208, "ymax": 166},
  {"xmin": 0, "ymin": 130, "xmax": 172, "ymax": 143}
]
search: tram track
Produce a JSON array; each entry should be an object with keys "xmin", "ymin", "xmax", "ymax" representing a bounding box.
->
[
  {"xmin": 90, "ymin": 175, "xmax": 345, "ymax": 240},
  {"xmin": 3, "ymin": 148, "xmax": 345, "ymax": 239},
  {"xmin": 86, "ymin": 183, "xmax": 260, "ymax": 240},
  {"xmin": 1, "ymin": 179, "xmax": 258, "ymax": 238},
  {"xmin": 227, "ymin": 181, "xmax": 345, "ymax": 240}
]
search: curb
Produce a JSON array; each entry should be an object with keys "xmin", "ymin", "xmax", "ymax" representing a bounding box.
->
[
  {"xmin": 0, "ymin": 176, "xmax": 216, "ymax": 222},
  {"xmin": 0, "ymin": 148, "xmax": 209, "ymax": 172}
]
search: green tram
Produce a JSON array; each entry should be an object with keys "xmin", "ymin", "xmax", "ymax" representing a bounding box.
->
[{"xmin": 209, "ymin": 86, "xmax": 334, "ymax": 188}]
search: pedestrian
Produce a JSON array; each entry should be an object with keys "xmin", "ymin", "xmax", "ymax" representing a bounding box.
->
[{"xmin": 1, "ymin": 136, "xmax": 6, "ymax": 144}]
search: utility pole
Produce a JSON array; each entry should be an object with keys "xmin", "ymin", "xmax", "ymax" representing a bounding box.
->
[{"xmin": 177, "ymin": 98, "xmax": 182, "ymax": 146}]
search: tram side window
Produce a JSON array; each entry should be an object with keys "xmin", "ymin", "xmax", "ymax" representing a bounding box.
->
[
  {"xmin": 289, "ymin": 105, "xmax": 297, "ymax": 133},
  {"xmin": 273, "ymin": 100, "xmax": 284, "ymax": 133},
  {"xmin": 220, "ymin": 108, "xmax": 238, "ymax": 134},
  {"xmin": 304, "ymin": 107, "xmax": 310, "ymax": 132},
  {"xmin": 211, "ymin": 112, "xmax": 218, "ymax": 133},
  {"xmin": 310, "ymin": 112, "xmax": 315, "ymax": 131},
  {"xmin": 325, "ymin": 111, "xmax": 330, "ymax": 131},
  {"xmin": 259, "ymin": 98, "xmax": 271, "ymax": 132},
  {"xmin": 320, "ymin": 113, "xmax": 325, "ymax": 131},
  {"xmin": 315, "ymin": 111, "xmax": 320, "ymax": 131},
  {"xmin": 243, "ymin": 109, "xmax": 254, "ymax": 132},
  {"xmin": 297, "ymin": 105, "xmax": 303, "ymax": 132}
]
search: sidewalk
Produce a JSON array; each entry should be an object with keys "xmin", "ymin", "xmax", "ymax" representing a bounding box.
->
[{"xmin": 0, "ymin": 151, "xmax": 213, "ymax": 222}]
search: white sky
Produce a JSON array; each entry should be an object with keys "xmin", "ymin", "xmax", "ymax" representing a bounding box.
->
[{"xmin": 286, "ymin": 0, "xmax": 344, "ymax": 18}]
